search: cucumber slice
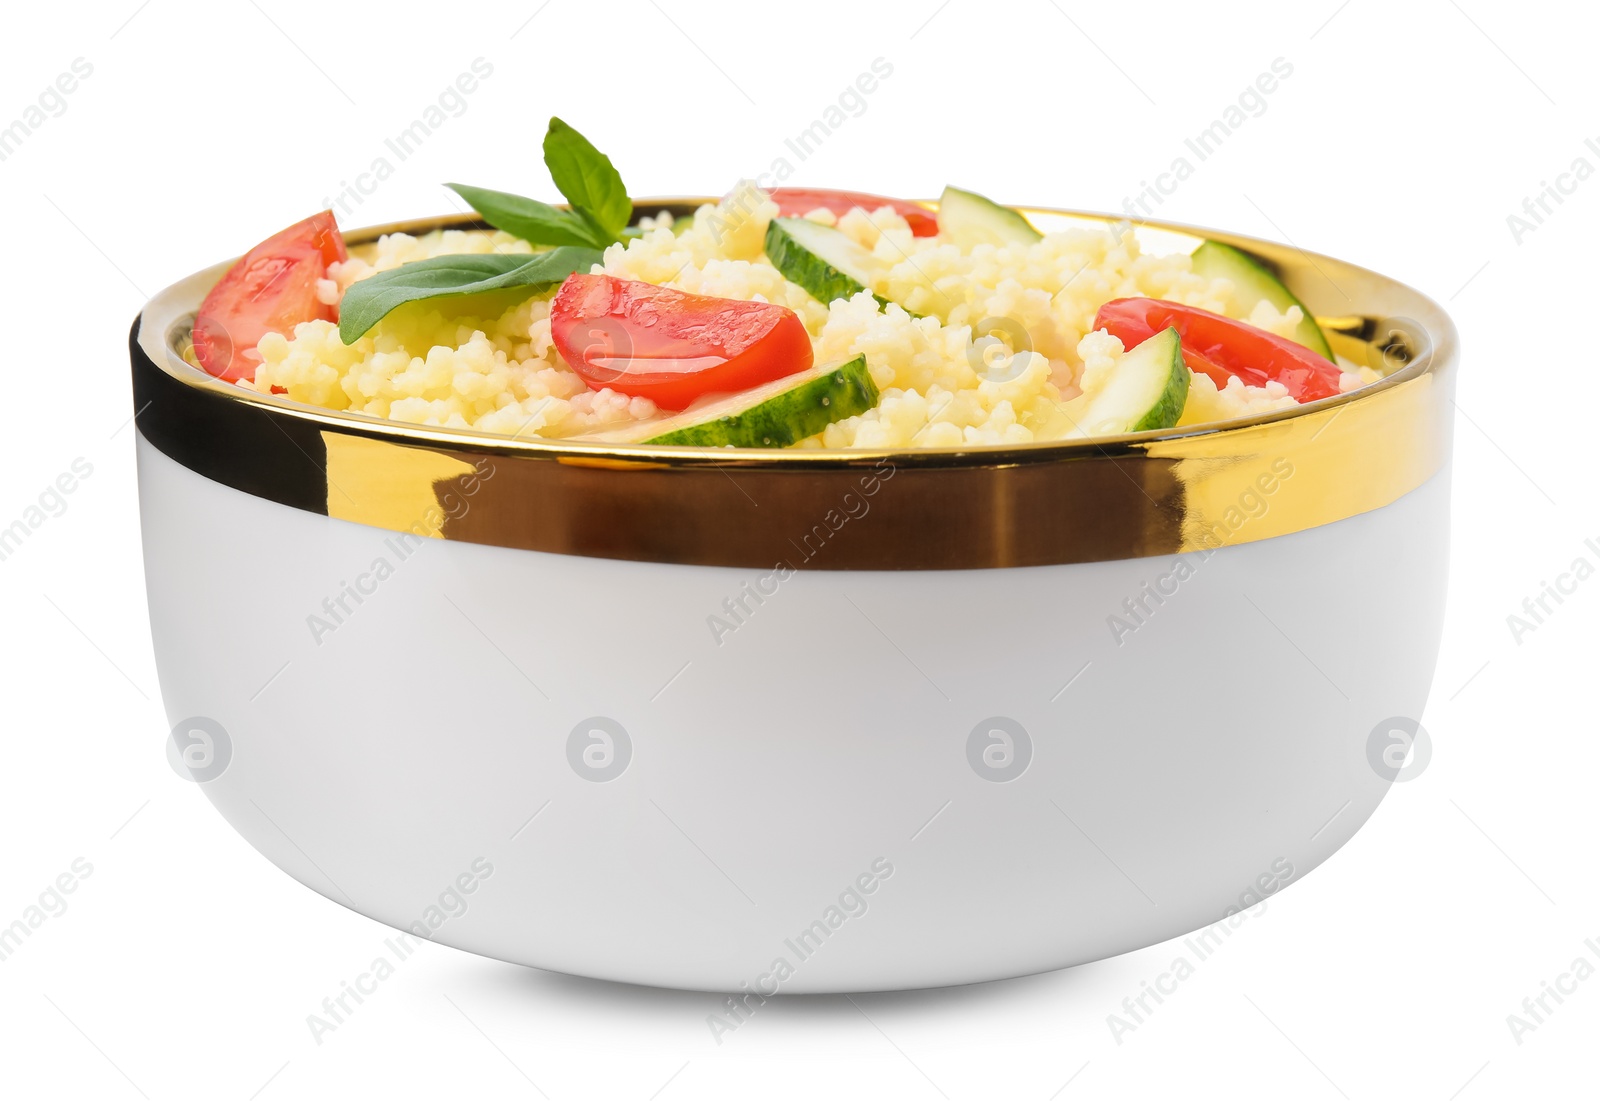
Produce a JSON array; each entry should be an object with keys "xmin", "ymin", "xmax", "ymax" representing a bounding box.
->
[
  {"xmin": 764, "ymin": 217, "xmax": 891, "ymax": 308},
  {"xmin": 1072, "ymin": 327, "xmax": 1189, "ymax": 436},
  {"xmin": 1190, "ymin": 240, "xmax": 1333, "ymax": 359},
  {"xmin": 582, "ymin": 356, "xmax": 879, "ymax": 448},
  {"xmin": 937, "ymin": 186, "xmax": 1042, "ymax": 248}
]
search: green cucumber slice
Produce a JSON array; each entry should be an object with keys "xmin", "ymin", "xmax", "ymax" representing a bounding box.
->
[
  {"xmin": 937, "ymin": 186, "xmax": 1042, "ymax": 248},
  {"xmin": 1073, "ymin": 327, "xmax": 1188, "ymax": 436},
  {"xmin": 764, "ymin": 217, "xmax": 892, "ymax": 308},
  {"xmin": 1190, "ymin": 240, "xmax": 1333, "ymax": 359},
  {"xmin": 583, "ymin": 356, "xmax": 879, "ymax": 448}
]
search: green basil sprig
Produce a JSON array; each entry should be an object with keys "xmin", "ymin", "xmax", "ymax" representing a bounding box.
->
[
  {"xmin": 338, "ymin": 246, "xmax": 601, "ymax": 344},
  {"xmin": 447, "ymin": 117, "xmax": 633, "ymax": 250},
  {"xmin": 444, "ymin": 184, "xmax": 606, "ymax": 250},
  {"xmin": 542, "ymin": 118, "xmax": 631, "ymax": 239}
]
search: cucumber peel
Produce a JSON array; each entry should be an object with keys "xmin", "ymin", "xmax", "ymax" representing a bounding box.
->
[
  {"xmin": 583, "ymin": 356, "xmax": 879, "ymax": 448},
  {"xmin": 764, "ymin": 217, "xmax": 894, "ymax": 309},
  {"xmin": 1072, "ymin": 327, "xmax": 1189, "ymax": 436},
  {"xmin": 1190, "ymin": 240, "xmax": 1333, "ymax": 359}
]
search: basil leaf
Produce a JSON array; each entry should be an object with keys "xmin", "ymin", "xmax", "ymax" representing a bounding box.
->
[
  {"xmin": 543, "ymin": 117, "xmax": 632, "ymax": 239},
  {"xmin": 446, "ymin": 182, "xmax": 608, "ymax": 249},
  {"xmin": 338, "ymin": 247, "xmax": 601, "ymax": 344}
]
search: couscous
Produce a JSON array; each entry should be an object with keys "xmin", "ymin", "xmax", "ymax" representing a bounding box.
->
[{"xmin": 189, "ymin": 119, "xmax": 1381, "ymax": 450}]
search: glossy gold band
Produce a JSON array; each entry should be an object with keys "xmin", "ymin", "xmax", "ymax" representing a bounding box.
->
[{"xmin": 131, "ymin": 205, "xmax": 1456, "ymax": 571}]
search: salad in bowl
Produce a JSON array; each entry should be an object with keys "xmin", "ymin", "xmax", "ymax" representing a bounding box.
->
[{"xmin": 188, "ymin": 119, "xmax": 1381, "ymax": 453}]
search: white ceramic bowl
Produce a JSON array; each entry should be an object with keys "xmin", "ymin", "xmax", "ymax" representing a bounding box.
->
[{"xmin": 134, "ymin": 207, "xmax": 1455, "ymax": 993}]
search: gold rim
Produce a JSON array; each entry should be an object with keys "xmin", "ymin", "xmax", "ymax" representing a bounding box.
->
[{"xmin": 132, "ymin": 203, "xmax": 1456, "ymax": 570}]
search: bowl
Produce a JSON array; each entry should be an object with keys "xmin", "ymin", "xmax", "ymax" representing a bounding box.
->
[{"xmin": 133, "ymin": 203, "xmax": 1455, "ymax": 993}]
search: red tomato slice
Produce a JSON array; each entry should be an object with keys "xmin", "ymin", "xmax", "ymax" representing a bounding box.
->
[
  {"xmin": 550, "ymin": 274, "xmax": 814, "ymax": 410},
  {"xmin": 192, "ymin": 211, "xmax": 347, "ymax": 383},
  {"xmin": 1094, "ymin": 297, "xmax": 1343, "ymax": 403},
  {"xmin": 768, "ymin": 187, "xmax": 938, "ymax": 237}
]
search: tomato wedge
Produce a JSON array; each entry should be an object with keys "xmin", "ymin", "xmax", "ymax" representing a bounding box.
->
[
  {"xmin": 768, "ymin": 187, "xmax": 938, "ymax": 237},
  {"xmin": 549, "ymin": 274, "xmax": 814, "ymax": 410},
  {"xmin": 1094, "ymin": 298, "xmax": 1344, "ymax": 403},
  {"xmin": 192, "ymin": 211, "xmax": 347, "ymax": 383}
]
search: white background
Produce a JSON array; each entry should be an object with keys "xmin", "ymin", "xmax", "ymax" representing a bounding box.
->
[{"xmin": 1, "ymin": 0, "xmax": 1594, "ymax": 1097}]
